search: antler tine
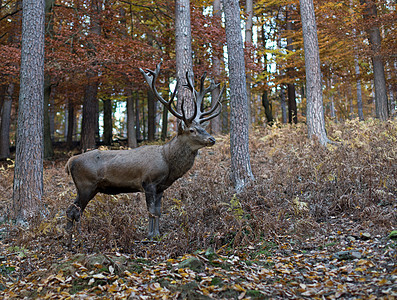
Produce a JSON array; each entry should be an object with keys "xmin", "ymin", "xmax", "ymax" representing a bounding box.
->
[
  {"xmin": 139, "ymin": 62, "xmax": 183, "ymax": 120},
  {"xmin": 198, "ymin": 84, "xmax": 225, "ymax": 123}
]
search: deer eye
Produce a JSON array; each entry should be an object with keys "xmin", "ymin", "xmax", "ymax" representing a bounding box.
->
[{"xmin": 189, "ymin": 128, "xmax": 195, "ymax": 133}]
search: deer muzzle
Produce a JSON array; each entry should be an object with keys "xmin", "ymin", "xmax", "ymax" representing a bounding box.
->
[{"xmin": 207, "ymin": 137, "xmax": 216, "ymax": 146}]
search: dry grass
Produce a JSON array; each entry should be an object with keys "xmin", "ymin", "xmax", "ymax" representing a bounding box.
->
[{"xmin": 0, "ymin": 118, "xmax": 396, "ymax": 259}]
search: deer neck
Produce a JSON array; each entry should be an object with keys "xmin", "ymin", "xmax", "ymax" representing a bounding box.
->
[{"xmin": 162, "ymin": 136, "xmax": 198, "ymax": 181}]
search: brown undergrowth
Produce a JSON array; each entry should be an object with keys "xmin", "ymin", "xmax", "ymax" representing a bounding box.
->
[{"xmin": 0, "ymin": 118, "xmax": 396, "ymax": 258}]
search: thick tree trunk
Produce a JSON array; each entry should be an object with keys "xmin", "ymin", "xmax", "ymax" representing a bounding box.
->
[
  {"xmin": 223, "ymin": 0, "xmax": 254, "ymax": 191},
  {"xmin": 245, "ymin": 0, "xmax": 253, "ymax": 125},
  {"xmin": 361, "ymin": 0, "xmax": 389, "ymax": 120},
  {"xmin": 300, "ymin": 0, "xmax": 328, "ymax": 146},
  {"xmin": 81, "ymin": 73, "xmax": 99, "ymax": 151},
  {"xmin": 0, "ymin": 83, "xmax": 14, "ymax": 159},
  {"xmin": 13, "ymin": 0, "xmax": 45, "ymax": 222},
  {"xmin": 175, "ymin": 0, "xmax": 194, "ymax": 116},
  {"xmin": 103, "ymin": 99, "xmax": 112, "ymax": 145}
]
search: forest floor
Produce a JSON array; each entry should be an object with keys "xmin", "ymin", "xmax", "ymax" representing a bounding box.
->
[{"xmin": 0, "ymin": 118, "xmax": 396, "ymax": 299}]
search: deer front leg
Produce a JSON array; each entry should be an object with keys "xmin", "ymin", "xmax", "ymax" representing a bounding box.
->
[{"xmin": 144, "ymin": 185, "xmax": 163, "ymax": 239}]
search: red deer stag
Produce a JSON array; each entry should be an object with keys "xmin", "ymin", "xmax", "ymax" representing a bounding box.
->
[{"xmin": 65, "ymin": 62, "xmax": 223, "ymax": 243}]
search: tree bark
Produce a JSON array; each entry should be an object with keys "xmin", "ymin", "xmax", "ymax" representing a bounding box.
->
[
  {"xmin": 147, "ymin": 90, "xmax": 156, "ymax": 141},
  {"xmin": 355, "ymin": 57, "xmax": 365, "ymax": 121},
  {"xmin": 175, "ymin": 0, "xmax": 194, "ymax": 117},
  {"xmin": 135, "ymin": 94, "xmax": 142, "ymax": 142},
  {"xmin": 0, "ymin": 83, "xmax": 14, "ymax": 160},
  {"xmin": 361, "ymin": 0, "xmax": 389, "ymax": 120},
  {"xmin": 210, "ymin": 0, "xmax": 223, "ymax": 134},
  {"xmin": 299, "ymin": 0, "xmax": 328, "ymax": 146},
  {"xmin": 66, "ymin": 98, "xmax": 75, "ymax": 150},
  {"xmin": 222, "ymin": 0, "xmax": 254, "ymax": 191},
  {"xmin": 127, "ymin": 90, "xmax": 137, "ymax": 148},
  {"xmin": 43, "ymin": 75, "xmax": 54, "ymax": 158},
  {"xmin": 262, "ymin": 90, "xmax": 274, "ymax": 125},
  {"xmin": 103, "ymin": 99, "xmax": 112, "ymax": 145},
  {"xmin": 81, "ymin": 72, "xmax": 99, "ymax": 151},
  {"xmin": 280, "ymin": 86, "xmax": 288, "ymax": 123},
  {"xmin": 13, "ymin": 0, "xmax": 45, "ymax": 222},
  {"xmin": 286, "ymin": 8, "xmax": 298, "ymax": 124},
  {"xmin": 245, "ymin": 0, "xmax": 253, "ymax": 125}
]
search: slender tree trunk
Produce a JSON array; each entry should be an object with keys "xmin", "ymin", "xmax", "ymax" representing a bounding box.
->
[
  {"xmin": 103, "ymin": 99, "xmax": 112, "ymax": 145},
  {"xmin": 0, "ymin": 83, "xmax": 14, "ymax": 159},
  {"xmin": 135, "ymin": 94, "xmax": 142, "ymax": 142},
  {"xmin": 66, "ymin": 98, "xmax": 75, "ymax": 150},
  {"xmin": 126, "ymin": 90, "xmax": 137, "ymax": 148},
  {"xmin": 286, "ymin": 8, "xmax": 298, "ymax": 124},
  {"xmin": 175, "ymin": 0, "xmax": 194, "ymax": 116},
  {"xmin": 223, "ymin": 0, "xmax": 254, "ymax": 191},
  {"xmin": 280, "ymin": 86, "xmax": 288, "ymax": 123},
  {"xmin": 43, "ymin": 75, "xmax": 54, "ymax": 158},
  {"xmin": 355, "ymin": 57, "xmax": 365, "ymax": 120},
  {"xmin": 300, "ymin": 0, "xmax": 328, "ymax": 145},
  {"xmin": 147, "ymin": 90, "xmax": 156, "ymax": 141},
  {"xmin": 13, "ymin": 0, "xmax": 45, "ymax": 222},
  {"xmin": 262, "ymin": 90, "xmax": 274, "ymax": 125}
]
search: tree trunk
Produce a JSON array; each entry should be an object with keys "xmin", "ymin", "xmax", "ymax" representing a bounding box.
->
[
  {"xmin": 210, "ymin": 0, "xmax": 223, "ymax": 134},
  {"xmin": 262, "ymin": 90, "xmax": 274, "ymax": 125},
  {"xmin": 362, "ymin": 0, "xmax": 389, "ymax": 120},
  {"xmin": 103, "ymin": 99, "xmax": 112, "ymax": 145},
  {"xmin": 66, "ymin": 98, "xmax": 75, "ymax": 150},
  {"xmin": 81, "ymin": 73, "xmax": 99, "ymax": 151},
  {"xmin": 127, "ymin": 90, "xmax": 137, "ymax": 148},
  {"xmin": 175, "ymin": 0, "xmax": 194, "ymax": 116},
  {"xmin": 0, "ymin": 83, "xmax": 14, "ymax": 160},
  {"xmin": 280, "ymin": 86, "xmax": 288, "ymax": 123},
  {"xmin": 286, "ymin": 8, "xmax": 298, "ymax": 124},
  {"xmin": 355, "ymin": 57, "xmax": 364, "ymax": 121},
  {"xmin": 147, "ymin": 90, "xmax": 156, "ymax": 141},
  {"xmin": 135, "ymin": 94, "xmax": 142, "ymax": 142},
  {"xmin": 300, "ymin": 0, "xmax": 328, "ymax": 146},
  {"xmin": 43, "ymin": 75, "xmax": 54, "ymax": 158},
  {"xmin": 245, "ymin": 0, "xmax": 253, "ymax": 125},
  {"xmin": 222, "ymin": 0, "xmax": 254, "ymax": 191},
  {"xmin": 13, "ymin": 0, "xmax": 45, "ymax": 222}
]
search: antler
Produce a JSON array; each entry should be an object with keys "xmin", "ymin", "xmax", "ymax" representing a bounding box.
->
[
  {"xmin": 184, "ymin": 72, "xmax": 224, "ymax": 124},
  {"xmin": 139, "ymin": 62, "xmax": 184, "ymax": 121},
  {"xmin": 140, "ymin": 62, "xmax": 223, "ymax": 125}
]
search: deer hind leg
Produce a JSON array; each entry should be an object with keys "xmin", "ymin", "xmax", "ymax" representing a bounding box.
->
[{"xmin": 145, "ymin": 185, "xmax": 163, "ymax": 239}]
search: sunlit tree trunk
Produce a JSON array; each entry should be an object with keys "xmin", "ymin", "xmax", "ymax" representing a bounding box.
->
[
  {"xmin": 223, "ymin": 0, "xmax": 254, "ymax": 191},
  {"xmin": 13, "ymin": 0, "xmax": 45, "ymax": 223},
  {"xmin": 245, "ymin": 0, "xmax": 253, "ymax": 125},
  {"xmin": 300, "ymin": 0, "xmax": 328, "ymax": 145},
  {"xmin": 175, "ymin": 0, "xmax": 194, "ymax": 116}
]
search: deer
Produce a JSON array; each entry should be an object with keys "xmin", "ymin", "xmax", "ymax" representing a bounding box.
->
[{"xmin": 65, "ymin": 62, "xmax": 224, "ymax": 244}]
